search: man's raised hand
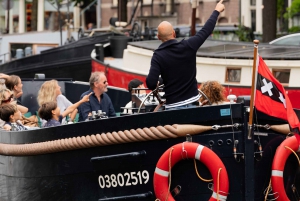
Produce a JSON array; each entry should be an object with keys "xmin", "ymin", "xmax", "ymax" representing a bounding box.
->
[{"xmin": 215, "ymin": 0, "xmax": 225, "ymax": 13}]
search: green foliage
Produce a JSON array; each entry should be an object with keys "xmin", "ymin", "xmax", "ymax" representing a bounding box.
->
[
  {"xmin": 212, "ymin": 30, "xmax": 220, "ymax": 40},
  {"xmin": 284, "ymin": 0, "xmax": 300, "ymax": 19},
  {"xmin": 277, "ymin": 0, "xmax": 285, "ymax": 18},
  {"xmin": 289, "ymin": 26, "xmax": 300, "ymax": 33},
  {"xmin": 235, "ymin": 24, "xmax": 253, "ymax": 42}
]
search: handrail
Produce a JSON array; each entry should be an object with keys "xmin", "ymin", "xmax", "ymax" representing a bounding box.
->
[{"xmin": 0, "ymin": 52, "xmax": 10, "ymax": 64}]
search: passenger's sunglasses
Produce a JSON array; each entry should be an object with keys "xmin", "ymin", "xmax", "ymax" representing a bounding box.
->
[{"xmin": 2, "ymin": 94, "xmax": 14, "ymax": 103}]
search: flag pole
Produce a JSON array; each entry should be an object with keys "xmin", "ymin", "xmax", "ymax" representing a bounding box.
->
[{"xmin": 248, "ymin": 39, "xmax": 260, "ymax": 139}]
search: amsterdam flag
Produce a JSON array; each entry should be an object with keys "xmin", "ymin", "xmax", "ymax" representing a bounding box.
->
[{"xmin": 255, "ymin": 56, "xmax": 300, "ymax": 135}]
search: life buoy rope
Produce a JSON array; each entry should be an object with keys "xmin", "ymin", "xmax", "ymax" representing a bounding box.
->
[
  {"xmin": 194, "ymin": 159, "xmax": 213, "ymax": 182},
  {"xmin": 271, "ymin": 136, "xmax": 300, "ymax": 201},
  {"xmin": 153, "ymin": 142, "xmax": 229, "ymax": 201}
]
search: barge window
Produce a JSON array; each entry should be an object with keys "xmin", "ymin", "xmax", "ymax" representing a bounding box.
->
[
  {"xmin": 272, "ymin": 69, "xmax": 290, "ymax": 85},
  {"xmin": 226, "ymin": 68, "xmax": 241, "ymax": 82}
]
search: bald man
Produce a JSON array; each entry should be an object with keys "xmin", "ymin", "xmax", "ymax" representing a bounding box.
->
[{"xmin": 146, "ymin": 0, "xmax": 225, "ymax": 110}]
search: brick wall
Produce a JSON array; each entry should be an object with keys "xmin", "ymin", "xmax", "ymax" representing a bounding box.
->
[{"xmin": 99, "ymin": 0, "xmax": 240, "ymax": 28}]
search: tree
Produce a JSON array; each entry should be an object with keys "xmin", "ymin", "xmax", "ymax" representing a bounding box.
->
[
  {"xmin": 284, "ymin": 0, "xmax": 300, "ymax": 32},
  {"xmin": 285, "ymin": 0, "xmax": 300, "ymax": 18},
  {"xmin": 277, "ymin": 0, "xmax": 288, "ymax": 32},
  {"xmin": 262, "ymin": 0, "xmax": 277, "ymax": 42},
  {"xmin": 31, "ymin": 0, "xmax": 38, "ymax": 31}
]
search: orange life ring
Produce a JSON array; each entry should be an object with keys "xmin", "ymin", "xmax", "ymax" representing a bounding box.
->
[
  {"xmin": 271, "ymin": 136, "xmax": 300, "ymax": 201},
  {"xmin": 153, "ymin": 142, "xmax": 229, "ymax": 201}
]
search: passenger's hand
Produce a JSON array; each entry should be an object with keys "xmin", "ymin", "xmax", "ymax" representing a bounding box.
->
[
  {"xmin": 215, "ymin": 0, "xmax": 225, "ymax": 13},
  {"xmin": 15, "ymin": 91, "xmax": 23, "ymax": 99},
  {"xmin": 201, "ymin": 100, "xmax": 209, "ymax": 106},
  {"xmin": 0, "ymin": 73, "xmax": 10, "ymax": 80},
  {"xmin": 3, "ymin": 124, "xmax": 11, "ymax": 131},
  {"xmin": 81, "ymin": 92, "xmax": 93, "ymax": 102}
]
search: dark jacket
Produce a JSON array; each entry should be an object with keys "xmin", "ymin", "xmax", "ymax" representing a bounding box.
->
[{"xmin": 146, "ymin": 10, "xmax": 220, "ymax": 105}]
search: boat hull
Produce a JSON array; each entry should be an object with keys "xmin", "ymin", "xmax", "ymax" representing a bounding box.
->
[
  {"xmin": 0, "ymin": 104, "xmax": 297, "ymax": 200},
  {"xmin": 0, "ymin": 80, "xmax": 298, "ymax": 201}
]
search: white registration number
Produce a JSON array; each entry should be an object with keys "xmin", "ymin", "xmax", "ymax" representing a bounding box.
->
[{"xmin": 98, "ymin": 170, "xmax": 149, "ymax": 189}]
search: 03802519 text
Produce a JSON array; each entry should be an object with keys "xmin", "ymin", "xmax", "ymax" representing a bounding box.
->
[{"xmin": 98, "ymin": 170, "xmax": 150, "ymax": 188}]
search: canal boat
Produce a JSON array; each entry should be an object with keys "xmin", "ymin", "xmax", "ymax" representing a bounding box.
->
[
  {"xmin": 0, "ymin": 67, "xmax": 299, "ymax": 200},
  {"xmin": 91, "ymin": 39, "xmax": 300, "ymax": 108}
]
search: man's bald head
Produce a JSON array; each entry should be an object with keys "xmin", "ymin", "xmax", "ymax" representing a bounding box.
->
[{"xmin": 157, "ymin": 21, "xmax": 175, "ymax": 42}]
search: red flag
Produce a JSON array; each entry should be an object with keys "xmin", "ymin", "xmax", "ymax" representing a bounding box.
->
[{"xmin": 255, "ymin": 56, "xmax": 300, "ymax": 132}]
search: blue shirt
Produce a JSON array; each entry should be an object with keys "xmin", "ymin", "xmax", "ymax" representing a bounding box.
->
[
  {"xmin": 5, "ymin": 122, "xmax": 28, "ymax": 131},
  {"xmin": 44, "ymin": 115, "xmax": 63, "ymax": 128},
  {"xmin": 78, "ymin": 89, "xmax": 116, "ymax": 122}
]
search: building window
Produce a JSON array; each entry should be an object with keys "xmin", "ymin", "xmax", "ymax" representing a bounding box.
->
[
  {"xmin": 250, "ymin": 0, "xmax": 256, "ymax": 6},
  {"xmin": 272, "ymin": 69, "xmax": 290, "ymax": 84},
  {"xmin": 143, "ymin": 0, "xmax": 152, "ymax": 4},
  {"xmin": 26, "ymin": 2, "xmax": 32, "ymax": 32},
  {"xmin": 218, "ymin": 17, "xmax": 228, "ymax": 24},
  {"xmin": 226, "ymin": 68, "xmax": 241, "ymax": 82},
  {"xmin": 113, "ymin": 0, "xmax": 118, "ymax": 6},
  {"xmin": 251, "ymin": 10, "xmax": 256, "ymax": 32},
  {"xmin": 0, "ymin": 9, "xmax": 4, "ymax": 33},
  {"xmin": 44, "ymin": 1, "xmax": 74, "ymax": 31}
]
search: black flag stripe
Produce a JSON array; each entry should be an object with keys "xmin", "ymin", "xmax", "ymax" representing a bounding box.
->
[{"xmin": 256, "ymin": 73, "xmax": 285, "ymax": 104}]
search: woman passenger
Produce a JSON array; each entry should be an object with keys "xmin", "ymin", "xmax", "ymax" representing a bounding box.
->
[
  {"xmin": 0, "ymin": 88, "xmax": 28, "ymax": 114},
  {"xmin": 37, "ymin": 80, "xmax": 77, "ymax": 124},
  {"xmin": 5, "ymin": 75, "xmax": 24, "ymax": 101},
  {"xmin": 0, "ymin": 89, "xmax": 28, "ymax": 130},
  {"xmin": 199, "ymin": 81, "xmax": 229, "ymax": 106}
]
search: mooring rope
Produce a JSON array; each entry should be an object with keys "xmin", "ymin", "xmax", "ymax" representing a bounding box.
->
[
  {"xmin": 0, "ymin": 124, "xmax": 212, "ymax": 156},
  {"xmin": 0, "ymin": 123, "xmax": 289, "ymax": 156}
]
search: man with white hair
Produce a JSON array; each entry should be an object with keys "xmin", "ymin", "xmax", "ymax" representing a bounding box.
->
[{"xmin": 78, "ymin": 71, "xmax": 116, "ymax": 121}]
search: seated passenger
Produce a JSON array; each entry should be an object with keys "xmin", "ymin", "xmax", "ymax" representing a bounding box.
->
[
  {"xmin": 78, "ymin": 72, "xmax": 116, "ymax": 122},
  {"xmin": 5, "ymin": 75, "xmax": 24, "ymax": 100},
  {"xmin": 199, "ymin": 81, "xmax": 230, "ymax": 105},
  {"xmin": 38, "ymin": 79, "xmax": 77, "ymax": 125},
  {"xmin": 123, "ymin": 79, "xmax": 146, "ymax": 114},
  {"xmin": 0, "ymin": 88, "xmax": 28, "ymax": 114},
  {"xmin": 0, "ymin": 104, "xmax": 27, "ymax": 131},
  {"xmin": 38, "ymin": 92, "xmax": 92, "ymax": 128},
  {"xmin": 4, "ymin": 75, "xmax": 28, "ymax": 114}
]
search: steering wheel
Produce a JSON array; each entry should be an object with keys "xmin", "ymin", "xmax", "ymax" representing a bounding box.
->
[
  {"xmin": 137, "ymin": 85, "xmax": 165, "ymax": 113},
  {"xmin": 198, "ymin": 89, "xmax": 212, "ymax": 106},
  {"xmin": 137, "ymin": 87, "xmax": 211, "ymax": 113}
]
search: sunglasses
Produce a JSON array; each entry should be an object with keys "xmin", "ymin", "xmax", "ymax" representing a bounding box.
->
[{"xmin": 2, "ymin": 94, "xmax": 14, "ymax": 103}]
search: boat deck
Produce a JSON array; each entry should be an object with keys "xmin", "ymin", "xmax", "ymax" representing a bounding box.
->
[{"xmin": 129, "ymin": 39, "xmax": 300, "ymax": 60}]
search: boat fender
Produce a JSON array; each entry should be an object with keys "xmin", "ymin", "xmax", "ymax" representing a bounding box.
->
[
  {"xmin": 271, "ymin": 136, "xmax": 300, "ymax": 201},
  {"xmin": 153, "ymin": 142, "xmax": 229, "ymax": 201}
]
